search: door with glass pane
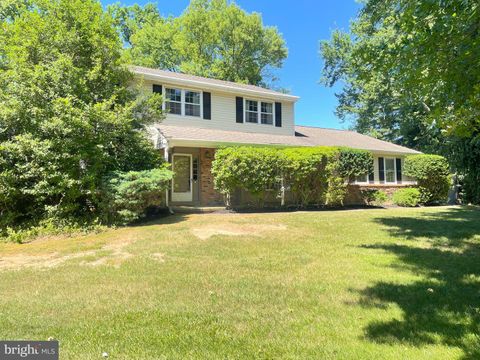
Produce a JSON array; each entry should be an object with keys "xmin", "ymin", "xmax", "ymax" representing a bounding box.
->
[{"xmin": 172, "ymin": 154, "xmax": 192, "ymax": 202}]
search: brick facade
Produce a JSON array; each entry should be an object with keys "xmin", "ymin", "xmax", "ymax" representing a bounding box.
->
[
  {"xmin": 344, "ymin": 184, "xmax": 413, "ymax": 205},
  {"xmin": 199, "ymin": 148, "xmax": 224, "ymax": 205}
]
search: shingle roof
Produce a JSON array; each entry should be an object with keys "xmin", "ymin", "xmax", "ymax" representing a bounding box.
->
[
  {"xmin": 155, "ymin": 124, "xmax": 421, "ymax": 155},
  {"xmin": 131, "ymin": 66, "xmax": 299, "ymax": 102}
]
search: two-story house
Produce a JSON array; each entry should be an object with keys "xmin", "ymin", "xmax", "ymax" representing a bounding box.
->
[{"xmin": 133, "ymin": 66, "xmax": 420, "ymax": 207}]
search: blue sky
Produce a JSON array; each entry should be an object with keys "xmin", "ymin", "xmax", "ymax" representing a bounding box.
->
[{"xmin": 101, "ymin": 0, "xmax": 361, "ymax": 129}]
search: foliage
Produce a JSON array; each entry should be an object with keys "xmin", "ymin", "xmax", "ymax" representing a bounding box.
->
[
  {"xmin": 336, "ymin": 148, "xmax": 373, "ymax": 181},
  {"xmin": 361, "ymin": 189, "xmax": 388, "ymax": 206},
  {"xmin": 101, "ymin": 166, "xmax": 173, "ymax": 225},
  {"xmin": 211, "ymin": 147, "xmax": 284, "ymax": 206},
  {"xmin": 450, "ymin": 135, "xmax": 480, "ymax": 204},
  {"xmin": 392, "ymin": 188, "xmax": 421, "ymax": 207},
  {"xmin": 404, "ymin": 155, "xmax": 450, "ymax": 204},
  {"xmin": 282, "ymin": 147, "xmax": 337, "ymax": 205},
  {"xmin": 0, "ymin": 0, "xmax": 164, "ymax": 232},
  {"xmin": 109, "ymin": 0, "xmax": 288, "ymax": 86},
  {"xmin": 320, "ymin": 0, "xmax": 480, "ymax": 202},
  {"xmin": 212, "ymin": 146, "xmax": 373, "ymax": 207},
  {"xmin": 1, "ymin": 218, "xmax": 105, "ymax": 244}
]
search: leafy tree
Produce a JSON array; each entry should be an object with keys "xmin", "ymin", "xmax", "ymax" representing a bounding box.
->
[
  {"xmin": 111, "ymin": 0, "xmax": 288, "ymax": 86},
  {"xmin": 320, "ymin": 0, "xmax": 480, "ymax": 202},
  {"xmin": 107, "ymin": 3, "xmax": 162, "ymax": 46},
  {"xmin": 0, "ymin": 0, "xmax": 164, "ymax": 228}
]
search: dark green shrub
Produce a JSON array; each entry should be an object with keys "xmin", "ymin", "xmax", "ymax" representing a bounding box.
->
[
  {"xmin": 212, "ymin": 145, "xmax": 375, "ymax": 208},
  {"xmin": 373, "ymin": 190, "xmax": 388, "ymax": 205},
  {"xmin": 361, "ymin": 189, "xmax": 388, "ymax": 206},
  {"xmin": 404, "ymin": 154, "xmax": 450, "ymax": 204},
  {"xmin": 336, "ymin": 148, "xmax": 374, "ymax": 181},
  {"xmin": 102, "ymin": 166, "xmax": 173, "ymax": 224},
  {"xmin": 282, "ymin": 147, "xmax": 337, "ymax": 206},
  {"xmin": 393, "ymin": 188, "xmax": 421, "ymax": 207},
  {"xmin": 211, "ymin": 147, "xmax": 283, "ymax": 206}
]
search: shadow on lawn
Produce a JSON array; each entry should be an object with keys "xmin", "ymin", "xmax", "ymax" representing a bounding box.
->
[{"xmin": 359, "ymin": 207, "xmax": 480, "ymax": 359}]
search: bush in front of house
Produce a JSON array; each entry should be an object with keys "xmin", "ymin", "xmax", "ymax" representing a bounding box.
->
[
  {"xmin": 336, "ymin": 148, "xmax": 374, "ymax": 182},
  {"xmin": 211, "ymin": 146, "xmax": 283, "ymax": 207},
  {"xmin": 361, "ymin": 189, "xmax": 388, "ymax": 206},
  {"xmin": 404, "ymin": 154, "xmax": 450, "ymax": 204},
  {"xmin": 101, "ymin": 166, "xmax": 173, "ymax": 225},
  {"xmin": 282, "ymin": 147, "xmax": 337, "ymax": 205},
  {"xmin": 212, "ymin": 146, "xmax": 373, "ymax": 208},
  {"xmin": 392, "ymin": 188, "xmax": 421, "ymax": 207}
]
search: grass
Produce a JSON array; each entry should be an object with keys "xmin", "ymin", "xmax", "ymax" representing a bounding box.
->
[{"xmin": 0, "ymin": 206, "xmax": 479, "ymax": 359}]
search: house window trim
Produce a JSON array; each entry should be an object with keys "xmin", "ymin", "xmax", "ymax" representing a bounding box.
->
[
  {"xmin": 243, "ymin": 98, "xmax": 275, "ymax": 126},
  {"xmin": 163, "ymin": 86, "xmax": 203, "ymax": 118},
  {"xmin": 164, "ymin": 87, "xmax": 182, "ymax": 116},
  {"xmin": 383, "ymin": 157, "xmax": 398, "ymax": 184}
]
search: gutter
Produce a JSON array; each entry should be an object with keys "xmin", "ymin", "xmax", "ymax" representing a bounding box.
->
[{"xmin": 133, "ymin": 68, "xmax": 299, "ymax": 102}]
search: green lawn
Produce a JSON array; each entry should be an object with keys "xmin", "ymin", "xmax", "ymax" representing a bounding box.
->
[{"xmin": 1, "ymin": 207, "xmax": 479, "ymax": 359}]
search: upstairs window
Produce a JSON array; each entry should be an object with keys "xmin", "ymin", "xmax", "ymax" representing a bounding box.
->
[
  {"xmin": 245, "ymin": 99, "xmax": 274, "ymax": 125},
  {"xmin": 245, "ymin": 100, "xmax": 258, "ymax": 123},
  {"xmin": 164, "ymin": 88, "xmax": 202, "ymax": 117},
  {"xmin": 185, "ymin": 90, "xmax": 201, "ymax": 117},
  {"xmin": 261, "ymin": 102, "xmax": 273, "ymax": 125},
  {"xmin": 165, "ymin": 88, "xmax": 182, "ymax": 115}
]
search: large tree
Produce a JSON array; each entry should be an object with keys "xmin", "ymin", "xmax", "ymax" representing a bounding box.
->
[
  {"xmin": 0, "ymin": 0, "xmax": 163, "ymax": 227},
  {"xmin": 320, "ymin": 0, "xmax": 480, "ymax": 202},
  {"xmin": 109, "ymin": 0, "xmax": 288, "ymax": 86}
]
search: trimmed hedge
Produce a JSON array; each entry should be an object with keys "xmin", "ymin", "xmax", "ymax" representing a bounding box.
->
[
  {"xmin": 361, "ymin": 189, "xmax": 388, "ymax": 206},
  {"xmin": 211, "ymin": 146, "xmax": 373, "ymax": 207},
  {"xmin": 404, "ymin": 154, "xmax": 450, "ymax": 204},
  {"xmin": 393, "ymin": 188, "xmax": 421, "ymax": 207}
]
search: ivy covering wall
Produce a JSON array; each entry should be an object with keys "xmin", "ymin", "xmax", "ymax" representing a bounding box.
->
[{"xmin": 211, "ymin": 146, "xmax": 373, "ymax": 207}]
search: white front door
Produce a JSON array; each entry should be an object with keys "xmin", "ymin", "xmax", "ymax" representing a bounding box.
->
[{"xmin": 172, "ymin": 154, "xmax": 193, "ymax": 202}]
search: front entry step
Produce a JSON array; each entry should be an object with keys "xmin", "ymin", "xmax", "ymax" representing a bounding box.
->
[{"xmin": 170, "ymin": 206, "xmax": 227, "ymax": 214}]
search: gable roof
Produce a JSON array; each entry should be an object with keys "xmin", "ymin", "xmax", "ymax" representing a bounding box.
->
[
  {"xmin": 131, "ymin": 66, "xmax": 299, "ymax": 102},
  {"xmin": 155, "ymin": 124, "xmax": 421, "ymax": 155}
]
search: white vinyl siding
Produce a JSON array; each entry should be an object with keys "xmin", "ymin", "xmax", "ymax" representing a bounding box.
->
[{"xmin": 143, "ymin": 80, "xmax": 295, "ymax": 135}]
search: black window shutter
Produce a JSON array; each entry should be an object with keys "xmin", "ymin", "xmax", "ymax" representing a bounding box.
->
[
  {"xmin": 152, "ymin": 84, "xmax": 162, "ymax": 94},
  {"xmin": 275, "ymin": 102, "xmax": 282, "ymax": 127},
  {"xmin": 368, "ymin": 171, "xmax": 374, "ymax": 183},
  {"xmin": 378, "ymin": 157, "xmax": 385, "ymax": 183},
  {"xmin": 236, "ymin": 97, "xmax": 243, "ymax": 123},
  {"xmin": 396, "ymin": 158, "xmax": 402, "ymax": 184},
  {"xmin": 203, "ymin": 92, "xmax": 211, "ymax": 120}
]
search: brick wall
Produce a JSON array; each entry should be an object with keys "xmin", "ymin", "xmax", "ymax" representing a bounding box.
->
[
  {"xmin": 344, "ymin": 184, "xmax": 414, "ymax": 205},
  {"xmin": 199, "ymin": 148, "xmax": 224, "ymax": 206}
]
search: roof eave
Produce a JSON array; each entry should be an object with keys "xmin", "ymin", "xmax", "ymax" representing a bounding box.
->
[{"xmin": 133, "ymin": 68, "xmax": 300, "ymax": 102}]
